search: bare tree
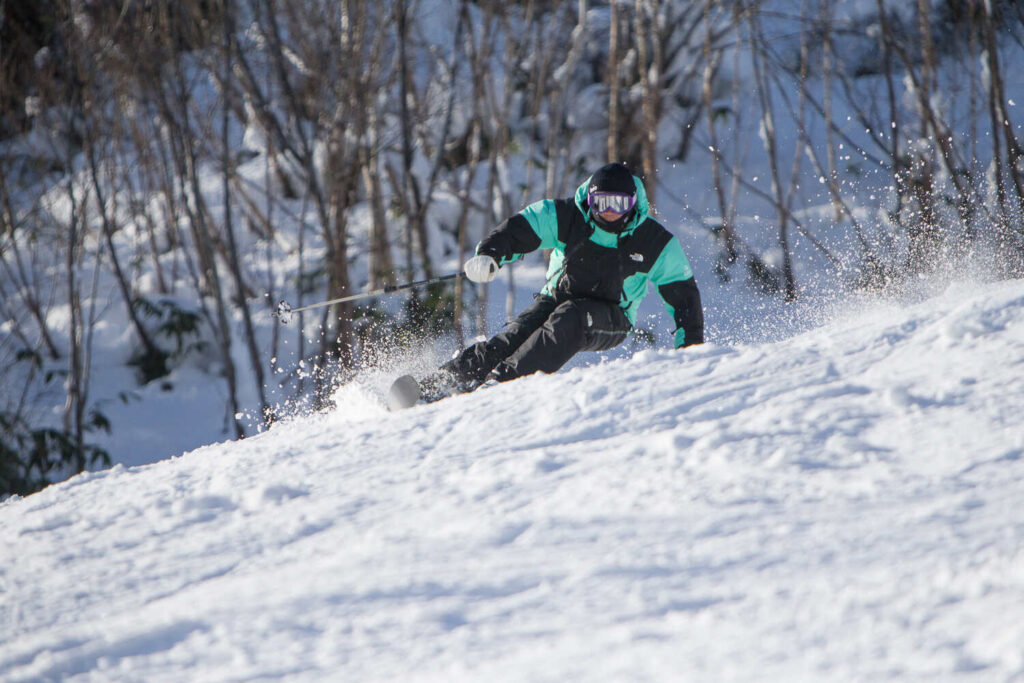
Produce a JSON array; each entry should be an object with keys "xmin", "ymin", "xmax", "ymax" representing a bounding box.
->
[
  {"xmin": 978, "ymin": 0, "xmax": 1024, "ymax": 270},
  {"xmin": 608, "ymin": 1, "xmax": 622, "ymax": 161},
  {"xmin": 746, "ymin": 6, "xmax": 798, "ymax": 300},
  {"xmin": 702, "ymin": 0, "xmax": 738, "ymax": 264},
  {"xmin": 635, "ymin": 0, "xmax": 660, "ymax": 199},
  {"xmin": 218, "ymin": 0, "xmax": 270, "ymax": 421}
]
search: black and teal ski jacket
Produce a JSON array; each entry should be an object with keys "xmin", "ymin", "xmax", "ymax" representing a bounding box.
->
[{"xmin": 476, "ymin": 174, "xmax": 704, "ymax": 348}]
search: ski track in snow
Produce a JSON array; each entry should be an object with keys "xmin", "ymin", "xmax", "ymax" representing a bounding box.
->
[{"xmin": 2, "ymin": 281, "xmax": 1024, "ymax": 681}]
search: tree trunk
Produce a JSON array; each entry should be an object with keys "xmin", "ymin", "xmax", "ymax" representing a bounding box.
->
[
  {"xmin": 396, "ymin": 0, "xmax": 432, "ymax": 279},
  {"xmin": 635, "ymin": 0, "xmax": 659, "ymax": 203},
  {"xmin": 703, "ymin": 0, "xmax": 737, "ymax": 263},
  {"xmin": 221, "ymin": 0, "xmax": 270, "ymax": 424},
  {"xmin": 608, "ymin": 1, "xmax": 621, "ymax": 161},
  {"xmin": 748, "ymin": 10, "xmax": 797, "ymax": 300},
  {"xmin": 361, "ymin": 106, "xmax": 395, "ymax": 290}
]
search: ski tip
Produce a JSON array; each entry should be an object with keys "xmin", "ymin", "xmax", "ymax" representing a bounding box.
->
[{"xmin": 387, "ymin": 374, "xmax": 421, "ymax": 411}]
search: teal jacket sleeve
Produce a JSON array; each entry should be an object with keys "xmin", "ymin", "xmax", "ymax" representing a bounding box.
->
[
  {"xmin": 649, "ymin": 239, "xmax": 705, "ymax": 347},
  {"xmin": 476, "ymin": 200, "xmax": 562, "ymax": 265}
]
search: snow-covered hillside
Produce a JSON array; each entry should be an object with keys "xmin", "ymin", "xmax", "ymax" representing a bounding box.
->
[{"xmin": 2, "ymin": 279, "xmax": 1024, "ymax": 681}]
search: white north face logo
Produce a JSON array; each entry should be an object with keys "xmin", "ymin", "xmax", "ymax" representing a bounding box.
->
[{"xmin": 630, "ymin": 253, "xmax": 644, "ymax": 262}]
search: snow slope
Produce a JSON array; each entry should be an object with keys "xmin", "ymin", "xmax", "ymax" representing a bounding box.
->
[{"xmin": 2, "ymin": 279, "xmax": 1024, "ymax": 681}]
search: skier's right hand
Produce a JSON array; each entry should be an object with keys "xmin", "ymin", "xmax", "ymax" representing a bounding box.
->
[{"xmin": 464, "ymin": 255, "xmax": 499, "ymax": 283}]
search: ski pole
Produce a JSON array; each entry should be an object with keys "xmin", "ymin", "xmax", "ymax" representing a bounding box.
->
[{"xmin": 273, "ymin": 272, "xmax": 465, "ymax": 324}]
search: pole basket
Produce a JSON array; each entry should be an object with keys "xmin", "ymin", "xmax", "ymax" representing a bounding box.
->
[{"xmin": 274, "ymin": 301, "xmax": 294, "ymax": 325}]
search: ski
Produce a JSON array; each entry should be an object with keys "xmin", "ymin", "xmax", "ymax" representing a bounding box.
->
[{"xmin": 387, "ymin": 372, "xmax": 499, "ymax": 411}]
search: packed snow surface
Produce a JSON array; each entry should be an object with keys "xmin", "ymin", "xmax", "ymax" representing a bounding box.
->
[{"xmin": 3, "ymin": 280, "xmax": 1024, "ymax": 681}]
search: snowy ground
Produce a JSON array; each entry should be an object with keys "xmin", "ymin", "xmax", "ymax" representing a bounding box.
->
[{"xmin": 2, "ymin": 278, "xmax": 1024, "ymax": 681}]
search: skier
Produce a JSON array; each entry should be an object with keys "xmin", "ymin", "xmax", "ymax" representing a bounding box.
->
[{"xmin": 418, "ymin": 162, "xmax": 704, "ymax": 403}]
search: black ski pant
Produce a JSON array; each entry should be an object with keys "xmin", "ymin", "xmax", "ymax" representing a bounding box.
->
[{"xmin": 441, "ymin": 295, "xmax": 631, "ymax": 385}]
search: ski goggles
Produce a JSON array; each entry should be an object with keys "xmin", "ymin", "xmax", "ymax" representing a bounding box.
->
[{"xmin": 588, "ymin": 191, "xmax": 636, "ymax": 215}]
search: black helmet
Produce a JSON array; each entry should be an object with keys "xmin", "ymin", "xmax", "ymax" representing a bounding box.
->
[{"xmin": 587, "ymin": 163, "xmax": 637, "ymax": 233}]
